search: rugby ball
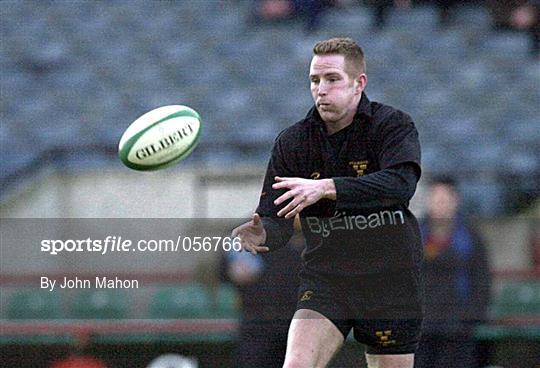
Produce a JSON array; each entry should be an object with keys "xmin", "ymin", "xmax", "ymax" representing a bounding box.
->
[{"xmin": 118, "ymin": 105, "xmax": 201, "ymax": 171}]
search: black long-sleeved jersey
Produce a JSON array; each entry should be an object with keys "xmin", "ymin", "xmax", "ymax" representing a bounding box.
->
[{"xmin": 256, "ymin": 93, "xmax": 422, "ymax": 276}]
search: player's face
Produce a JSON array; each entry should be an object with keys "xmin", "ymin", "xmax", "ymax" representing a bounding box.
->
[
  {"xmin": 427, "ymin": 184, "xmax": 459, "ymax": 220},
  {"xmin": 309, "ymin": 54, "xmax": 365, "ymax": 128}
]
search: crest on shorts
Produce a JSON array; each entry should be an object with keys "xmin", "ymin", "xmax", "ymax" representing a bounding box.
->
[
  {"xmin": 349, "ymin": 160, "xmax": 368, "ymax": 177},
  {"xmin": 376, "ymin": 330, "xmax": 396, "ymax": 346},
  {"xmin": 300, "ymin": 290, "xmax": 313, "ymax": 301}
]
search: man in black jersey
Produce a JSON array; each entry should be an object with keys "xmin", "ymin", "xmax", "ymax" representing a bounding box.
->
[{"xmin": 232, "ymin": 37, "xmax": 423, "ymax": 368}]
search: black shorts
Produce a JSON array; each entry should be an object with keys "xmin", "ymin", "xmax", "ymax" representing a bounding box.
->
[{"xmin": 296, "ymin": 268, "xmax": 423, "ymax": 355}]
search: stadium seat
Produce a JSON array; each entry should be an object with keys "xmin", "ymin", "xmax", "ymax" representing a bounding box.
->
[
  {"xmin": 150, "ymin": 284, "xmax": 212, "ymax": 319},
  {"xmin": 475, "ymin": 281, "xmax": 540, "ymax": 363},
  {"xmin": 386, "ymin": 5, "xmax": 438, "ymax": 31},
  {"xmin": 213, "ymin": 283, "xmax": 240, "ymax": 319},
  {"xmin": 319, "ymin": 6, "xmax": 372, "ymax": 35},
  {"xmin": 70, "ymin": 289, "xmax": 129, "ymax": 319},
  {"xmin": 482, "ymin": 32, "xmax": 530, "ymax": 58},
  {"xmin": 493, "ymin": 281, "xmax": 540, "ymax": 317},
  {"xmin": 6, "ymin": 288, "xmax": 63, "ymax": 319},
  {"xmin": 459, "ymin": 179, "xmax": 505, "ymax": 215},
  {"xmin": 3, "ymin": 288, "xmax": 74, "ymax": 345},
  {"xmin": 1, "ymin": 0, "xmax": 538, "ymax": 217}
]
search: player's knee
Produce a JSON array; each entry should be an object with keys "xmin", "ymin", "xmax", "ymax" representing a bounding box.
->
[{"xmin": 366, "ymin": 353, "xmax": 414, "ymax": 368}]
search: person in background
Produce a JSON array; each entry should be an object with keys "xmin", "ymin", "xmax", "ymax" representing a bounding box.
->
[
  {"xmin": 488, "ymin": 0, "xmax": 540, "ymax": 57},
  {"xmin": 220, "ymin": 221, "xmax": 304, "ymax": 368},
  {"xmin": 415, "ymin": 175, "xmax": 492, "ymax": 368},
  {"xmin": 251, "ymin": 0, "xmax": 339, "ymax": 32},
  {"xmin": 510, "ymin": 1, "xmax": 539, "ymax": 57},
  {"xmin": 367, "ymin": 0, "xmax": 411, "ymax": 30},
  {"xmin": 49, "ymin": 335, "xmax": 107, "ymax": 368},
  {"xmin": 433, "ymin": 0, "xmax": 463, "ymax": 27},
  {"xmin": 50, "ymin": 356, "xmax": 107, "ymax": 368}
]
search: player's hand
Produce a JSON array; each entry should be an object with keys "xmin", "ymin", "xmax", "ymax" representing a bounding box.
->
[
  {"xmin": 272, "ymin": 176, "xmax": 336, "ymax": 219},
  {"xmin": 231, "ymin": 213, "xmax": 269, "ymax": 255}
]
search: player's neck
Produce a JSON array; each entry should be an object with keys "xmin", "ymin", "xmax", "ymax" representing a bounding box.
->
[
  {"xmin": 324, "ymin": 96, "xmax": 362, "ymax": 135},
  {"xmin": 325, "ymin": 111, "xmax": 355, "ymax": 135}
]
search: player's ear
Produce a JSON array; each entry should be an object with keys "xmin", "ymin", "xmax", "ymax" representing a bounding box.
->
[{"xmin": 354, "ymin": 73, "xmax": 367, "ymax": 94}]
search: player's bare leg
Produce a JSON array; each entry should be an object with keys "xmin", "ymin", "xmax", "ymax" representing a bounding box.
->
[
  {"xmin": 365, "ymin": 353, "xmax": 414, "ymax": 368},
  {"xmin": 282, "ymin": 309, "xmax": 344, "ymax": 368}
]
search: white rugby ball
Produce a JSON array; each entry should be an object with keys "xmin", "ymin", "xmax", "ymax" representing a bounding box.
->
[{"xmin": 118, "ymin": 105, "xmax": 201, "ymax": 171}]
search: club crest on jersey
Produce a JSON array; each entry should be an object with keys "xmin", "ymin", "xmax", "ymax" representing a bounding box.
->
[{"xmin": 349, "ymin": 160, "xmax": 368, "ymax": 177}]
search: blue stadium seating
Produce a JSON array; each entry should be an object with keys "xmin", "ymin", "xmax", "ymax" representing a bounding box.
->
[{"xmin": 0, "ymin": 1, "xmax": 538, "ymax": 214}]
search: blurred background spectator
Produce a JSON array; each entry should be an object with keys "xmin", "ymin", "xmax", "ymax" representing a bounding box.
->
[
  {"xmin": 50, "ymin": 356, "xmax": 107, "ymax": 368},
  {"xmin": 416, "ymin": 176, "xmax": 492, "ymax": 368},
  {"xmin": 49, "ymin": 336, "xmax": 108, "ymax": 368},
  {"xmin": 487, "ymin": 0, "xmax": 539, "ymax": 57},
  {"xmin": 219, "ymin": 226, "xmax": 304, "ymax": 368},
  {"xmin": 367, "ymin": 0, "xmax": 411, "ymax": 30},
  {"xmin": 251, "ymin": 0, "xmax": 340, "ymax": 31},
  {"xmin": 434, "ymin": 0, "xmax": 466, "ymax": 26}
]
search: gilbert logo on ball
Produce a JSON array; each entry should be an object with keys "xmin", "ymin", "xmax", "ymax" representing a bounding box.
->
[{"xmin": 118, "ymin": 105, "xmax": 202, "ymax": 171}]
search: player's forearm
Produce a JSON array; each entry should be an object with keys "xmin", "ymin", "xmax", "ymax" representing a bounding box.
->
[{"xmin": 332, "ymin": 163, "xmax": 418, "ymax": 210}]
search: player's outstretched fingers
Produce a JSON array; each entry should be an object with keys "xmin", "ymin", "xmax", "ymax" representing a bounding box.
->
[
  {"xmin": 236, "ymin": 234, "xmax": 269, "ymax": 255},
  {"xmin": 240, "ymin": 239, "xmax": 269, "ymax": 255},
  {"xmin": 252, "ymin": 245, "xmax": 270, "ymax": 254},
  {"xmin": 231, "ymin": 213, "xmax": 268, "ymax": 254},
  {"xmin": 237, "ymin": 236, "xmax": 251, "ymax": 254},
  {"xmin": 274, "ymin": 189, "xmax": 296, "ymax": 206},
  {"xmin": 272, "ymin": 176, "xmax": 296, "ymax": 191},
  {"xmin": 277, "ymin": 196, "xmax": 302, "ymax": 218},
  {"xmin": 285, "ymin": 203, "xmax": 305, "ymax": 219}
]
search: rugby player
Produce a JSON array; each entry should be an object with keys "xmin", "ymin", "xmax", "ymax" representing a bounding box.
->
[{"xmin": 232, "ymin": 37, "xmax": 423, "ymax": 368}]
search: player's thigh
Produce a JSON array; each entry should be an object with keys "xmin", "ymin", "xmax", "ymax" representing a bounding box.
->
[
  {"xmin": 365, "ymin": 353, "xmax": 414, "ymax": 368},
  {"xmin": 283, "ymin": 309, "xmax": 344, "ymax": 368}
]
